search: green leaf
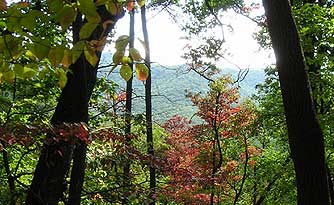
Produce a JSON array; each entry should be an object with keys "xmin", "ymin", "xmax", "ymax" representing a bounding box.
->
[
  {"xmin": 28, "ymin": 39, "xmax": 51, "ymax": 60},
  {"xmin": 13, "ymin": 64, "xmax": 24, "ymax": 78},
  {"xmin": 48, "ymin": 46, "xmax": 65, "ymax": 67},
  {"xmin": 21, "ymin": 10, "xmax": 42, "ymax": 31},
  {"xmin": 2, "ymin": 70, "xmax": 15, "ymax": 83},
  {"xmin": 129, "ymin": 47, "xmax": 143, "ymax": 61},
  {"xmin": 84, "ymin": 44, "xmax": 98, "ymax": 66},
  {"xmin": 7, "ymin": 7, "xmax": 22, "ymax": 32},
  {"xmin": 120, "ymin": 64, "xmax": 132, "ymax": 81},
  {"xmin": 47, "ymin": 0, "xmax": 63, "ymax": 13},
  {"xmin": 56, "ymin": 68, "xmax": 68, "ymax": 89},
  {"xmin": 55, "ymin": 4, "xmax": 77, "ymax": 30},
  {"xmin": 77, "ymin": 0, "xmax": 101, "ymax": 23},
  {"xmin": 23, "ymin": 66, "xmax": 37, "ymax": 79},
  {"xmin": 71, "ymin": 41, "xmax": 85, "ymax": 63},
  {"xmin": 115, "ymin": 35, "xmax": 129, "ymax": 51},
  {"xmin": 79, "ymin": 22, "xmax": 98, "ymax": 40}
]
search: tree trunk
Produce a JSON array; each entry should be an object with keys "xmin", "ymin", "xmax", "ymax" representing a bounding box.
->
[
  {"xmin": 263, "ymin": 0, "xmax": 329, "ymax": 204},
  {"xmin": 141, "ymin": 6, "xmax": 156, "ymax": 205},
  {"xmin": 26, "ymin": 7, "xmax": 123, "ymax": 205},
  {"xmin": 122, "ymin": 8, "xmax": 135, "ymax": 205}
]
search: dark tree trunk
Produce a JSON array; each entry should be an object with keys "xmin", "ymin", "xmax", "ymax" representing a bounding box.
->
[
  {"xmin": 122, "ymin": 9, "xmax": 135, "ymax": 205},
  {"xmin": 263, "ymin": 0, "xmax": 329, "ymax": 204},
  {"xmin": 141, "ymin": 6, "xmax": 156, "ymax": 205},
  {"xmin": 26, "ymin": 7, "xmax": 123, "ymax": 205}
]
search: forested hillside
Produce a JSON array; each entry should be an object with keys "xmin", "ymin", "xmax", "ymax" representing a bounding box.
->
[
  {"xmin": 0, "ymin": 0, "xmax": 333, "ymax": 205},
  {"xmin": 101, "ymin": 54, "xmax": 265, "ymax": 121}
]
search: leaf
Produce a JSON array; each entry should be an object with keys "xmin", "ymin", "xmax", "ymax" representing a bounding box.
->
[
  {"xmin": 137, "ymin": 0, "xmax": 145, "ymax": 7},
  {"xmin": 3, "ymin": 70, "xmax": 15, "ymax": 83},
  {"xmin": 129, "ymin": 47, "xmax": 143, "ymax": 61},
  {"xmin": 56, "ymin": 68, "xmax": 67, "ymax": 89},
  {"xmin": 112, "ymin": 51, "xmax": 124, "ymax": 65},
  {"xmin": 77, "ymin": 0, "xmax": 101, "ymax": 23},
  {"xmin": 28, "ymin": 39, "xmax": 51, "ymax": 60},
  {"xmin": 61, "ymin": 48, "xmax": 72, "ymax": 68},
  {"xmin": 55, "ymin": 4, "xmax": 77, "ymax": 30},
  {"xmin": 21, "ymin": 10, "xmax": 43, "ymax": 31},
  {"xmin": 120, "ymin": 64, "xmax": 132, "ymax": 81},
  {"xmin": 71, "ymin": 41, "xmax": 85, "ymax": 63},
  {"xmin": 23, "ymin": 66, "xmax": 37, "ymax": 79},
  {"xmin": 105, "ymin": 1, "xmax": 122, "ymax": 15},
  {"xmin": 13, "ymin": 64, "xmax": 24, "ymax": 78},
  {"xmin": 48, "ymin": 47, "xmax": 64, "ymax": 67},
  {"xmin": 127, "ymin": 1, "xmax": 134, "ymax": 11},
  {"xmin": 84, "ymin": 44, "xmax": 98, "ymax": 66},
  {"xmin": 135, "ymin": 63, "xmax": 149, "ymax": 81},
  {"xmin": 47, "ymin": 0, "xmax": 63, "ymax": 13},
  {"xmin": 115, "ymin": 35, "xmax": 129, "ymax": 51},
  {"xmin": 79, "ymin": 22, "xmax": 98, "ymax": 40}
]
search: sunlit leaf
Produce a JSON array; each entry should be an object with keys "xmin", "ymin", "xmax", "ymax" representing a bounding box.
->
[
  {"xmin": 79, "ymin": 22, "xmax": 98, "ymax": 40},
  {"xmin": 56, "ymin": 68, "xmax": 67, "ymax": 89},
  {"xmin": 115, "ymin": 35, "xmax": 129, "ymax": 51},
  {"xmin": 23, "ymin": 66, "xmax": 37, "ymax": 79},
  {"xmin": 137, "ymin": 0, "xmax": 145, "ymax": 7},
  {"xmin": 112, "ymin": 51, "xmax": 124, "ymax": 65},
  {"xmin": 120, "ymin": 64, "xmax": 132, "ymax": 81},
  {"xmin": 77, "ymin": 0, "xmax": 101, "ymax": 23},
  {"xmin": 84, "ymin": 44, "xmax": 98, "ymax": 66},
  {"xmin": 135, "ymin": 63, "xmax": 149, "ymax": 81},
  {"xmin": 71, "ymin": 41, "xmax": 85, "ymax": 63},
  {"xmin": 129, "ymin": 47, "xmax": 143, "ymax": 61},
  {"xmin": 61, "ymin": 48, "xmax": 72, "ymax": 68}
]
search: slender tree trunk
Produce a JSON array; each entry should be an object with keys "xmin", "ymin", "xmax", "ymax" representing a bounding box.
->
[
  {"xmin": 122, "ymin": 8, "xmax": 135, "ymax": 205},
  {"xmin": 2, "ymin": 147, "xmax": 15, "ymax": 205},
  {"xmin": 326, "ymin": 163, "xmax": 334, "ymax": 205},
  {"xmin": 141, "ymin": 6, "xmax": 156, "ymax": 205},
  {"xmin": 26, "ymin": 7, "xmax": 123, "ymax": 205},
  {"xmin": 263, "ymin": 0, "xmax": 329, "ymax": 204}
]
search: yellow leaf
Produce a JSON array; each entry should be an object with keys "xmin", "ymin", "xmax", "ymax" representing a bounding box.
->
[
  {"xmin": 61, "ymin": 48, "xmax": 72, "ymax": 68},
  {"xmin": 84, "ymin": 44, "xmax": 98, "ymax": 66}
]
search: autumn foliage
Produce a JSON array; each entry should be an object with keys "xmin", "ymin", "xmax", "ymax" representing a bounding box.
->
[{"xmin": 159, "ymin": 77, "xmax": 260, "ymax": 204}]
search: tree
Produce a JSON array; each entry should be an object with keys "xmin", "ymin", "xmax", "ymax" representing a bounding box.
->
[
  {"xmin": 5, "ymin": 1, "xmax": 127, "ymax": 204},
  {"xmin": 263, "ymin": 0, "xmax": 329, "ymax": 204}
]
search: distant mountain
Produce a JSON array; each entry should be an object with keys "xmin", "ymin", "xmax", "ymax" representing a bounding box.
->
[{"xmin": 99, "ymin": 54, "xmax": 265, "ymax": 123}]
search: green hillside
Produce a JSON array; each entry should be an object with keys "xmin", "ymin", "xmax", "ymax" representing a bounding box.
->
[{"xmin": 100, "ymin": 56, "xmax": 265, "ymax": 122}]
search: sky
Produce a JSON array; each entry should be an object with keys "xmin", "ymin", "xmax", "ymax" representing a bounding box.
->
[
  {"xmin": 107, "ymin": 0, "xmax": 275, "ymax": 69},
  {"xmin": 6, "ymin": 0, "xmax": 275, "ymax": 69}
]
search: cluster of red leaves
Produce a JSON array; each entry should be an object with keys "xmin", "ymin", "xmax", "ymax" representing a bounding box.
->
[
  {"xmin": 160, "ymin": 115, "xmax": 215, "ymax": 204},
  {"xmin": 0, "ymin": 122, "xmax": 90, "ymax": 151},
  {"xmin": 160, "ymin": 78, "xmax": 262, "ymax": 203}
]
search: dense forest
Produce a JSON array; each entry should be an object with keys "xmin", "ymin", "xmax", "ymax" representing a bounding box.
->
[{"xmin": 0, "ymin": 0, "xmax": 333, "ymax": 204}]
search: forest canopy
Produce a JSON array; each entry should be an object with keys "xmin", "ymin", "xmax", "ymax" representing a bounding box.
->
[{"xmin": 0, "ymin": 0, "xmax": 333, "ymax": 204}]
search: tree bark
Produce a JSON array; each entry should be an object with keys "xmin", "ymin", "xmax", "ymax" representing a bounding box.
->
[
  {"xmin": 26, "ymin": 6, "xmax": 123, "ymax": 205},
  {"xmin": 263, "ymin": 0, "xmax": 329, "ymax": 204},
  {"xmin": 141, "ymin": 6, "xmax": 156, "ymax": 205},
  {"xmin": 122, "ymin": 8, "xmax": 135, "ymax": 205}
]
